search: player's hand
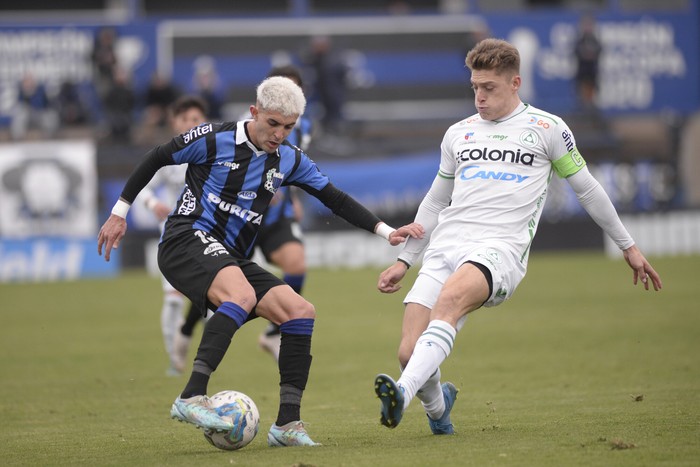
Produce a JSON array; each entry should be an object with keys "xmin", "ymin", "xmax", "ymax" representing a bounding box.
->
[
  {"xmin": 623, "ymin": 244, "xmax": 662, "ymax": 291},
  {"xmin": 97, "ymin": 215, "xmax": 128, "ymax": 262},
  {"xmin": 378, "ymin": 261, "xmax": 409, "ymax": 294},
  {"xmin": 388, "ymin": 222, "xmax": 424, "ymax": 246}
]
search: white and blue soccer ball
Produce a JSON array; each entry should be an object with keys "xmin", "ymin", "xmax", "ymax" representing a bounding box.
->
[{"xmin": 203, "ymin": 390, "xmax": 260, "ymax": 450}]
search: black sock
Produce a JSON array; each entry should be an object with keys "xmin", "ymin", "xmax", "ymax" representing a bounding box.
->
[
  {"xmin": 275, "ymin": 333, "xmax": 312, "ymax": 425},
  {"xmin": 276, "ymin": 403, "xmax": 300, "ymax": 427},
  {"xmin": 180, "ymin": 303, "xmax": 203, "ymax": 337},
  {"xmin": 181, "ymin": 312, "xmax": 239, "ymax": 397},
  {"xmin": 181, "ymin": 371, "xmax": 210, "ymax": 399},
  {"xmin": 278, "ymin": 333, "xmax": 312, "ymax": 389}
]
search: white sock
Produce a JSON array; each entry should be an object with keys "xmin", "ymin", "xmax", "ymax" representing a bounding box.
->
[
  {"xmin": 416, "ymin": 367, "xmax": 445, "ymax": 420},
  {"xmin": 398, "ymin": 320, "xmax": 456, "ymax": 410},
  {"xmin": 161, "ymin": 294, "xmax": 185, "ymax": 358}
]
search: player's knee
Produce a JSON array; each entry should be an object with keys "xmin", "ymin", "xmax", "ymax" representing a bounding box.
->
[
  {"xmin": 283, "ymin": 260, "xmax": 306, "ymax": 276},
  {"xmin": 279, "ymin": 296, "xmax": 315, "ymax": 321},
  {"xmin": 209, "ymin": 283, "xmax": 257, "ymax": 311},
  {"xmin": 291, "ymin": 298, "xmax": 315, "ymax": 320}
]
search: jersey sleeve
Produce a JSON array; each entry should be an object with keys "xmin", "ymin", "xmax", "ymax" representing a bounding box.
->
[
  {"xmin": 170, "ymin": 122, "xmax": 217, "ymax": 165},
  {"xmin": 548, "ymin": 120, "xmax": 587, "ymax": 178},
  {"xmin": 119, "ymin": 143, "xmax": 176, "ymax": 203},
  {"xmin": 437, "ymin": 130, "xmax": 457, "ymax": 179},
  {"xmin": 119, "ymin": 123, "xmax": 219, "ymax": 203},
  {"xmin": 285, "ymin": 151, "xmax": 330, "ymax": 191},
  {"xmin": 398, "ymin": 173, "xmax": 453, "ymax": 266},
  {"xmin": 566, "ymin": 167, "xmax": 635, "ymax": 250}
]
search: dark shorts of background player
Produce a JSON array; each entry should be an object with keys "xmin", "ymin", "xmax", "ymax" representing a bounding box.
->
[
  {"xmin": 257, "ymin": 217, "xmax": 302, "ymax": 263},
  {"xmin": 157, "ymin": 226, "xmax": 285, "ymax": 319}
]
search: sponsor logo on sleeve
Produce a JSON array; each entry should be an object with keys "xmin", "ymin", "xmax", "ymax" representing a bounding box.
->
[{"xmin": 182, "ymin": 123, "xmax": 213, "ymax": 144}]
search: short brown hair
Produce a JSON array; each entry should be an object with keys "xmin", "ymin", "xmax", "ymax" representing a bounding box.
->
[
  {"xmin": 267, "ymin": 65, "xmax": 303, "ymax": 88},
  {"xmin": 171, "ymin": 95, "xmax": 209, "ymax": 118},
  {"xmin": 465, "ymin": 38, "xmax": 520, "ymax": 76}
]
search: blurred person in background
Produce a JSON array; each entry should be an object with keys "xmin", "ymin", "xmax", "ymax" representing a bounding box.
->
[
  {"xmin": 11, "ymin": 73, "xmax": 59, "ymax": 140},
  {"xmin": 143, "ymin": 72, "xmax": 181, "ymax": 130},
  {"xmin": 374, "ymin": 38, "xmax": 662, "ymax": 435},
  {"xmin": 91, "ymin": 27, "xmax": 118, "ymax": 100},
  {"xmin": 574, "ymin": 13, "xmax": 603, "ymax": 111},
  {"xmin": 98, "ymin": 76, "xmax": 423, "ymax": 446},
  {"xmin": 303, "ymin": 35, "xmax": 349, "ymax": 137},
  {"xmin": 57, "ymin": 80, "xmax": 89, "ymax": 129},
  {"xmin": 102, "ymin": 68, "xmax": 136, "ymax": 141},
  {"xmin": 139, "ymin": 95, "xmax": 210, "ymax": 376},
  {"xmin": 192, "ymin": 55, "xmax": 223, "ymax": 120}
]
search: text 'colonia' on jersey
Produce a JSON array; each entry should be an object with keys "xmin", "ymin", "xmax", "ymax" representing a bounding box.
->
[{"xmin": 457, "ymin": 147, "xmax": 535, "ymax": 165}]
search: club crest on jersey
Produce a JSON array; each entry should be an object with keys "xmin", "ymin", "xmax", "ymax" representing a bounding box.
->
[
  {"xmin": 519, "ymin": 130, "xmax": 539, "ymax": 147},
  {"xmin": 264, "ymin": 168, "xmax": 284, "ymax": 194},
  {"xmin": 464, "ymin": 132, "xmax": 475, "ymax": 141}
]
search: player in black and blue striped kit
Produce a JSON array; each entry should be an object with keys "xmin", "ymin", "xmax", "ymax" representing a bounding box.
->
[
  {"xmin": 98, "ymin": 76, "xmax": 423, "ymax": 447},
  {"xmin": 174, "ymin": 65, "xmax": 313, "ymax": 364}
]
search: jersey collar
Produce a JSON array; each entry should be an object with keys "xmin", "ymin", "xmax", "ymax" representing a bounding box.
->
[
  {"xmin": 493, "ymin": 102, "xmax": 528, "ymax": 124},
  {"xmin": 236, "ymin": 120, "xmax": 279, "ymax": 157}
]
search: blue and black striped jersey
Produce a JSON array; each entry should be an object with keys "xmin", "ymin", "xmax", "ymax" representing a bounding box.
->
[{"xmin": 119, "ymin": 119, "xmax": 380, "ymax": 259}]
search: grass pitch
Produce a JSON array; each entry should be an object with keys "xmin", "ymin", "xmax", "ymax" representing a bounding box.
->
[{"xmin": 1, "ymin": 252, "xmax": 698, "ymax": 466}]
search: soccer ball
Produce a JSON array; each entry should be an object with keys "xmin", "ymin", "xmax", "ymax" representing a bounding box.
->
[{"xmin": 203, "ymin": 390, "xmax": 260, "ymax": 450}]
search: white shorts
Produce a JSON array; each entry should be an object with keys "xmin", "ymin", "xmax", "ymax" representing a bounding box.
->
[{"xmin": 403, "ymin": 243, "xmax": 526, "ymax": 310}]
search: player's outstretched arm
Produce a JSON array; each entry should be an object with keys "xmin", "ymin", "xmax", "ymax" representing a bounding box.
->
[
  {"xmin": 622, "ymin": 244, "xmax": 662, "ymax": 291},
  {"xmin": 378, "ymin": 261, "xmax": 409, "ymax": 294}
]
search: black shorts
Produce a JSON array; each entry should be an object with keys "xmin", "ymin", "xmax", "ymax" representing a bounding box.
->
[
  {"xmin": 158, "ymin": 226, "xmax": 286, "ymax": 316},
  {"xmin": 257, "ymin": 218, "xmax": 303, "ymax": 262}
]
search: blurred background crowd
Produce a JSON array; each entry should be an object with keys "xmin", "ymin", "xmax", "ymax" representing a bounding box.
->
[{"xmin": 0, "ymin": 0, "xmax": 698, "ymax": 280}]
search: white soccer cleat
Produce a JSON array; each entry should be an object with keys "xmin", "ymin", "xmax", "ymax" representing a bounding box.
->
[
  {"xmin": 267, "ymin": 421, "xmax": 320, "ymax": 447},
  {"xmin": 258, "ymin": 331, "xmax": 281, "ymax": 361},
  {"xmin": 170, "ymin": 395, "xmax": 233, "ymax": 432}
]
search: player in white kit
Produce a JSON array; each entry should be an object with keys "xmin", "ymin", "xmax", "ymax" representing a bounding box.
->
[
  {"xmin": 138, "ymin": 95, "xmax": 210, "ymax": 375},
  {"xmin": 374, "ymin": 38, "xmax": 662, "ymax": 433}
]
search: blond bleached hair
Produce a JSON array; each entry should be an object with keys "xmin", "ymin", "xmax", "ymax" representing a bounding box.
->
[
  {"xmin": 256, "ymin": 76, "xmax": 306, "ymax": 117},
  {"xmin": 465, "ymin": 38, "xmax": 520, "ymax": 76}
]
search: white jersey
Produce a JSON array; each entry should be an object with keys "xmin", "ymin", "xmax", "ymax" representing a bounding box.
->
[
  {"xmin": 427, "ymin": 103, "xmax": 585, "ymax": 267},
  {"xmin": 141, "ymin": 164, "xmax": 188, "ymax": 212}
]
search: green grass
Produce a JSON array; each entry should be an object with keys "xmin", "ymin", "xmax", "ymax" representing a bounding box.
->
[{"xmin": 1, "ymin": 252, "xmax": 698, "ymax": 466}]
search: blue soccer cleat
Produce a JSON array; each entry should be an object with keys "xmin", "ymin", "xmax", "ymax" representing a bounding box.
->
[
  {"xmin": 427, "ymin": 382, "xmax": 458, "ymax": 435},
  {"xmin": 170, "ymin": 395, "xmax": 233, "ymax": 432},
  {"xmin": 267, "ymin": 421, "xmax": 320, "ymax": 447},
  {"xmin": 374, "ymin": 373, "xmax": 405, "ymax": 428}
]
